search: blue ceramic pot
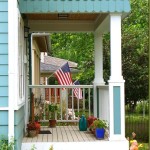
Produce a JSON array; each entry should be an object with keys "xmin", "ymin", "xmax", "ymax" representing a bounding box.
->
[
  {"xmin": 95, "ymin": 128, "xmax": 105, "ymax": 139},
  {"xmin": 79, "ymin": 115, "xmax": 87, "ymax": 131}
]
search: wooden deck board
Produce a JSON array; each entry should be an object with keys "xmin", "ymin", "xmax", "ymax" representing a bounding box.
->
[
  {"xmin": 56, "ymin": 126, "xmax": 63, "ymax": 142},
  {"xmin": 60, "ymin": 126, "xmax": 69, "ymax": 142},
  {"xmin": 22, "ymin": 126, "xmax": 108, "ymax": 143},
  {"xmin": 70, "ymin": 126, "xmax": 80, "ymax": 142},
  {"xmin": 64, "ymin": 126, "xmax": 74, "ymax": 142},
  {"xmin": 52, "ymin": 127, "xmax": 58, "ymax": 142}
]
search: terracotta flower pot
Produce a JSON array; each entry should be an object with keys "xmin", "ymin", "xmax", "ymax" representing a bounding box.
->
[
  {"xmin": 49, "ymin": 119, "xmax": 57, "ymax": 128},
  {"xmin": 28, "ymin": 130, "xmax": 37, "ymax": 137}
]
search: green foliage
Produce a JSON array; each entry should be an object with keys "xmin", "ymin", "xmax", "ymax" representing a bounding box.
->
[
  {"xmin": 50, "ymin": 0, "xmax": 148, "ymax": 104},
  {"xmin": 48, "ymin": 103, "xmax": 58, "ymax": 112},
  {"xmin": 75, "ymin": 109, "xmax": 89, "ymax": 118},
  {"xmin": 135, "ymin": 101, "xmax": 149, "ymax": 114},
  {"xmin": 93, "ymin": 119, "xmax": 108, "ymax": 129},
  {"xmin": 125, "ymin": 101, "xmax": 149, "ymax": 114},
  {"xmin": 122, "ymin": 0, "xmax": 148, "ymax": 104},
  {"xmin": 125, "ymin": 116, "xmax": 149, "ymax": 142},
  {"xmin": 51, "ymin": 33, "xmax": 94, "ymax": 84},
  {"xmin": 30, "ymin": 144, "xmax": 37, "ymax": 150},
  {"xmin": 48, "ymin": 103, "xmax": 58, "ymax": 119},
  {"xmin": 49, "ymin": 145, "xmax": 54, "ymax": 150},
  {"xmin": 0, "ymin": 136, "xmax": 14, "ymax": 150},
  {"xmin": 138, "ymin": 143, "xmax": 149, "ymax": 150}
]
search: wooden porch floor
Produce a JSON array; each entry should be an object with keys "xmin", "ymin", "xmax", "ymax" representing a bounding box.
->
[{"xmin": 22, "ymin": 126, "xmax": 109, "ymax": 143}]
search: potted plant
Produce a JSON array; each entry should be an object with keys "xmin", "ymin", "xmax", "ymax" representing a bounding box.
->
[
  {"xmin": 87, "ymin": 115, "xmax": 97, "ymax": 128},
  {"xmin": 48, "ymin": 103, "xmax": 58, "ymax": 127},
  {"xmin": 89, "ymin": 122, "xmax": 96, "ymax": 134},
  {"xmin": 27, "ymin": 122, "xmax": 37, "ymax": 137},
  {"xmin": 92, "ymin": 119, "xmax": 108, "ymax": 139}
]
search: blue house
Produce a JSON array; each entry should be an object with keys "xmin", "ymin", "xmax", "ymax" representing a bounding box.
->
[{"xmin": 0, "ymin": 0, "xmax": 131, "ymax": 150}]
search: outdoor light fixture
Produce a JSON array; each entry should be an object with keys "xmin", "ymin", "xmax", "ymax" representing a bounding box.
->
[
  {"xmin": 58, "ymin": 13, "xmax": 69, "ymax": 20},
  {"xmin": 24, "ymin": 26, "xmax": 30, "ymax": 38}
]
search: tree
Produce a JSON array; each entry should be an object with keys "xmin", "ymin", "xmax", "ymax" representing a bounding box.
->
[
  {"xmin": 50, "ymin": 0, "xmax": 149, "ymax": 106},
  {"xmin": 122, "ymin": 0, "xmax": 148, "ymax": 106},
  {"xmin": 51, "ymin": 33, "xmax": 94, "ymax": 84}
]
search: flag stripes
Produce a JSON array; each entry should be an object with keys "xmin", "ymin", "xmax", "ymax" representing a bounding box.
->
[
  {"xmin": 73, "ymin": 80, "xmax": 83, "ymax": 99},
  {"xmin": 54, "ymin": 62, "xmax": 72, "ymax": 85}
]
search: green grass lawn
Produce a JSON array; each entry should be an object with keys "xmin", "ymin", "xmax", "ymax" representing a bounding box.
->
[{"xmin": 138, "ymin": 143, "xmax": 149, "ymax": 150}]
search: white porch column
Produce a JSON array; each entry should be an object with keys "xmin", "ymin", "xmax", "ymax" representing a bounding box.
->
[
  {"xmin": 108, "ymin": 14, "xmax": 126, "ymax": 141},
  {"xmin": 93, "ymin": 31, "xmax": 105, "ymax": 117},
  {"xmin": 109, "ymin": 14, "xmax": 123, "ymax": 81},
  {"xmin": 94, "ymin": 32, "xmax": 105, "ymax": 84},
  {"xmin": 8, "ymin": 0, "xmax": 18, "ymax": 142}
]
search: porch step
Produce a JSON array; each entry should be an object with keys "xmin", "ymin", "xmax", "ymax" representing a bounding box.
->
[{"xmin": 21, "ymin": 140, "xmax": 129, "ymax": 150}]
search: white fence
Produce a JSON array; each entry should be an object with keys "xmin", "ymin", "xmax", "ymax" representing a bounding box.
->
[{"xmin": 29, "ymin": 85, "xmax": 93, "ymax": 123}]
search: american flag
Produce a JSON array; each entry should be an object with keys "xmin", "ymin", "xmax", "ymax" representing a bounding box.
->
[
  {"xmin": 54, "ymin": 62, "xmax": 72, "ymax": 85},
  {"xmin": 73, "ymin": 80, "xmax": 83, "ymax": 99}
]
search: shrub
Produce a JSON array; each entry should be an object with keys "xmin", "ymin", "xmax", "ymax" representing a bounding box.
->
[
  {"xmin": 0, "ymin": 136, "xmax": 14, "ymax": 150},
  {"xmin": 125, "ymin": 116, "xmax": 148, "ymax": 142},
  {"xmin": 135, "ymin": 101, "xmax": 149, "ymax": 114}
]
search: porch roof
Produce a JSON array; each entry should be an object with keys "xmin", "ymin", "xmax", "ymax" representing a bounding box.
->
[
  {"xmin": 40, "ymin": 62, "xmax": 79, "ymax": 74},
  {"xmin": 44, "ymin": 56, "xmax": 77, "ymax": 68},
  {"xmin": 19, "ymin": 0, "xmax": 131, "ymax": 13},
  {"xmin": 40, "ymin": 56, "xmax": 79, "ymax": 74}
]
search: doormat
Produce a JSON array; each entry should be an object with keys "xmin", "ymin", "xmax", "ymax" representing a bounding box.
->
[{"xmin": 39, "ymin": 130, "xmax": 52, "ymax": 134}]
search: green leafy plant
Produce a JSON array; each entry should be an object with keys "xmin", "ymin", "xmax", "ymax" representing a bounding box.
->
[
  {"xmin": 49, "ymin": 103, "xmax": 58, "ymax": 119},
  {"xmin": 0, "ymin": 136, "xmax": 14, "ymax": 150},
  {"xmin": 30, "ymin": 144, "xmax": 37, "ymax": 150},
  {"xmin": 93, "ymin": 119, "xmax": 108, "ymax": 129},
  {"xmin": 49, "ymin": 145, "xmax": 54, "ymax": 150}
]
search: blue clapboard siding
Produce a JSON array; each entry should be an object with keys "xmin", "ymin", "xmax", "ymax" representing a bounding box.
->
[
  {"xmin": 0, "ymin": 23, "xmax": 8, "ymax": 33},
  {"xmin": 0, "ymin": 126, "xmax": 8, "ymax": 137},
  {"xmin": 0, "ymin": 12, "xmax": 8, "ymax": 22},
  {"xmin": 14, "ymin": 106, "xmax": 25, "ymax": 125},
  {"xmin": 0, "ymin": 44, "xmax": 8, "ymax": 54},
  {"xmin": 15, "ymin": 132, "xmax": 24, "ymax": 150},
  {"xmin": 0, "ymin": 111, "xmax": 8, "ymax": 125},
  {"xmin": 0, "ymin": 1, "xmax": 7, "ymax": 11},
  {"xmin": 0, "ymin": 76, "xmax": 8, "ymax": 86},
  {"xmin": 0, "ymin": 87, "xmax": 8, "ymax": 96},
  {"xmin": 0, "ymin": 1, "xmax": 10, "ymax": 148},
  {"xmin": 14, "ymin": 106, "xmax": 25, "ymax": 150},
  {"xmin": 0, "ymin": 55, "xmax": 8, "ymax": 64},
  {"xmin": 0, "ymin": 65, "xmax": 8, "ymax": 75},
  {"xmin": 0, "ymin": 0, "xmax": 8, "ymax": 141},
  {"xmin": 0, "ymin": 96, "xmax": 8, "ymax": 107},
  {"xmin": 113, "ymin": 86, "xmax": 121, "ymax": 134},
  {"xmin": 0, "ymin": 34, "xmax": 8, "ymax": 43}
]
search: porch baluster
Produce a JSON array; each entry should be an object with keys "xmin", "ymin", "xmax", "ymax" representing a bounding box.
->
[{"xmin": 88, "ymin": 88, "xmax": 91, "ymax": 116}]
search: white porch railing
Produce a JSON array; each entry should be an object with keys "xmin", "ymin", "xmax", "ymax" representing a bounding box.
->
[{"xmin": 29, "ymin": 85, "xmax": 93, "ymax": 123}]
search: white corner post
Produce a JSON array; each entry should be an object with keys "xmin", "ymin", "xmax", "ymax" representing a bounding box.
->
[
  {"xmin": 108, "ymin": 14, "xmax": 126, "ymax": 142},
  {"xmin": 93, "ymin": 31, "xmax": 105, "ymax": 117},
  {"xmin": 8, "ymin": 0, "xmax": 18, "ymax": 142}
]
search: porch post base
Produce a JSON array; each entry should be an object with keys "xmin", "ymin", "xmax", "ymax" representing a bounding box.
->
[
  {"xmin": 109, "ymin": 135, "xmax": 127, "ymax": 141},
  {"xmin": 93, "ymin": 81, "xmax": 106, "ymax": 117}
]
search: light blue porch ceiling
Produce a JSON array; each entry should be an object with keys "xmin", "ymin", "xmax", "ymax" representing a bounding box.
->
[{"xmin": 19, "ymin": 0, "xmax": 131, "ymax": 13}]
